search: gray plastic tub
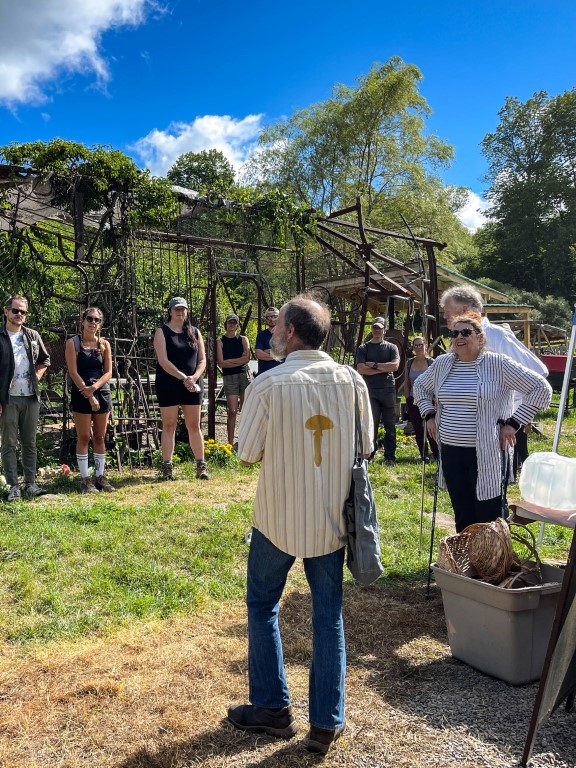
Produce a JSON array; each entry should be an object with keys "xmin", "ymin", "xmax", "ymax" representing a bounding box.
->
[{"xmin": 432, "ymin": 562, "xmax": 564, "ymax": 685}]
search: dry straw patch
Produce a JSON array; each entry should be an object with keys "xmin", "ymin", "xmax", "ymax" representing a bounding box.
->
[{"xmin": 0, "ymin": 583, "xmax": 574, "ymax": 767}]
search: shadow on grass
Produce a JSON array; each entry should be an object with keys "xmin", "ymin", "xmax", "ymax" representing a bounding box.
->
[
  {"xmin": 220, "ymin": 582, "xmax": 576, "ymax": 766},
  {"xmin": 119, "ymin": 720, "xmax": 319, "ymax": 768}
]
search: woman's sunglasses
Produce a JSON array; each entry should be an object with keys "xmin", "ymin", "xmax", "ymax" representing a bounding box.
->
[
  {"xmin": 448, "ymin": 328, "xmax": 476, "ymax": 338},
  {"xmin": 85, "ymin": 316, "xmax": 102, "ymax": 324}
]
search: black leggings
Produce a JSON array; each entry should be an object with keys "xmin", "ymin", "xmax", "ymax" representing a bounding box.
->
[{"xmin": 441, "ymin": 444, "xmax": 503, "ymax": 532}]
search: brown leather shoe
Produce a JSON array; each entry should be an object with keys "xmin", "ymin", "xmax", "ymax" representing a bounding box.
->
[
  {"xmin": 227, "ymin": 704, "xmax": 297, "ymax": 739},
  {"xmin": 305, "ymin": 723, "xmax": 345, "ymax": 754}
]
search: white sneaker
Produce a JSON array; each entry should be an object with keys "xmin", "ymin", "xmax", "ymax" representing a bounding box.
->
[{"xmin": 7, "ymin": 485, "xmax": 21, "ymax": 501}]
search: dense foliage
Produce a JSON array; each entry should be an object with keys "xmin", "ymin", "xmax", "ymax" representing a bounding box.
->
[
  {"xmin": 243, "ymin": 58, "xmax": 476, "ymax": 266},
  {"xmin": 465, "ymin": 89, "xmax": 576, "ymax": 301}
]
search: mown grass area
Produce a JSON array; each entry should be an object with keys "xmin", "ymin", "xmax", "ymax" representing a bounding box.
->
[{"xmin": 0, "ymin": 409, "xmax": 574, "ymax": 645}]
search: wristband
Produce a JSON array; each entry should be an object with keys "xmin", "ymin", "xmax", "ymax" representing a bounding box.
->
[
  {"xmin": 505, "ymin": 417, "xmax": 521, "ymax": 431},
  {"xmin": 372, "ymin": 362, "xmax": 379, "ymax": 370},
  {"xmin": 424, "ymin": 411, "xmax": 436, "ymax": 422}
]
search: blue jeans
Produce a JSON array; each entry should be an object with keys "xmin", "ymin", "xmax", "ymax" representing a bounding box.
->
[{"xmin": 247, "ymin": 528, "xmax": 346, "ymax": 730}]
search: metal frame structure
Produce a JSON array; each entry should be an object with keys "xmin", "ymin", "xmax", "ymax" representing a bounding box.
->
[{"xmin": 1, "ymin": 169, "xmax": 449, "ymax": 465}]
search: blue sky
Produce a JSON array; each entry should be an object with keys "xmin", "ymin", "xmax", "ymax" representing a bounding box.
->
[{"xmin": 1, "ymin": 1, "xmax": 575, "ymax": 230}]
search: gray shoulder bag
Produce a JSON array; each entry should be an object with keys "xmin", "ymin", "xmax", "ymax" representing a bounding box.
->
[{"xmin": 343, "ymin": 370, "xmax": 384, "ymax": 585}]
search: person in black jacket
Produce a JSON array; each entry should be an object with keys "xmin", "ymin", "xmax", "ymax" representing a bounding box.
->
[{"xmin": 0, "ymin": 295, "xmax": 50, "ymax": 501}]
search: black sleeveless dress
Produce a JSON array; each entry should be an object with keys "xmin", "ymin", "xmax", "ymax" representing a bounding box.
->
[
  {"xmin": 70, "ymin": 340, "xmax": 112, "ymax": 415},
  {"xmin": 155, "ymin": 325, "xmax": 204, "ymax": 407}
]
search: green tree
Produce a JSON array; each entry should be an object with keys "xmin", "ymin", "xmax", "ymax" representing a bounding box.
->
[
  {"xmin": 167, "ymin": 149, "xmax": 235, "ymax": 196},
  {"xmin": 242, "ymin": 57, "xmax": 474, "ymax": 264},
  {"xmin": 470, "ymin": 90, "xmax": 576, "ymax": 299}
]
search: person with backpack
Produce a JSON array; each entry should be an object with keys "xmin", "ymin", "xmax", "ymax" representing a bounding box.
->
[
  {"xmin": 65, "ymin": 307, "xmax": 115, "ymax": 493},
  {"xmin": 403, "ymin": 336, "xmax": 438, "ymax": 462}
]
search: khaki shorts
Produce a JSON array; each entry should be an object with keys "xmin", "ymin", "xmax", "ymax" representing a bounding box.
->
[{"xmin": 223, "ymin": 371, "xmax": 251, "ymax": 396}]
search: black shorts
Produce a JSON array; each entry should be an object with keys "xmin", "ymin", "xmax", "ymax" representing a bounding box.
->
[
  {"xmin": 156, "ymin": 380, "xmax": 204, "ymax": 408},
  {"xmin": 71, "ymin": 387, "xmax": 112, "ymax": 415}
]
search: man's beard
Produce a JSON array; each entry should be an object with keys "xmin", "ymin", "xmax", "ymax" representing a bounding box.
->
[{"xmin": 270, "ymin": 332, "xmax": 287, "ymax": 360}]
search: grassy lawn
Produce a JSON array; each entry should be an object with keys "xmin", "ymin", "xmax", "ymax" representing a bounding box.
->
[{"xmin": 0, "ymin": 408, "xmax": 574, "ymax": 646}]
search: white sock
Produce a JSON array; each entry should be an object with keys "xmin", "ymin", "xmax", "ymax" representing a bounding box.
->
[
  {"xmin": 94, "ymin": 453, "xmax": 106, "ymax": 477},
  {"xmin": 77, "ymin": 454, "xmax": 89, "ymax": 479}
]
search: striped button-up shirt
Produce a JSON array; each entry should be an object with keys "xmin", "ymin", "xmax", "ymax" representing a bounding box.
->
[
  {"xmin": 238, "ymin": 350, "xmax": 374, "ymax": 558},
  {"xmin": 413, "ymin": 351, "xmax": 552, "ymax": 500}
]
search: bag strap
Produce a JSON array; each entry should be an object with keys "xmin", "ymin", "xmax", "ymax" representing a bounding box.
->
[{"xmin": 346, "ymin": 366, "xmax": 364, "ymax": 461}]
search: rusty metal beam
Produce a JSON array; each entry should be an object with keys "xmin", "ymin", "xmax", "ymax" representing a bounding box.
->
[
  {"xmin": 135, "ymin": 229, "xmax": 294, "ymax": 253},
  {"xmin": 318, "ymin": 216, "xmax": 447, "ymax": 249}
]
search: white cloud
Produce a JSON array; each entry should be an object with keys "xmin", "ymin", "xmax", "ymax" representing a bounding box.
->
[
  {"xmin": 131, "ymin": 115, "xmax": 265, "ymax": 177},
  {"xmin": 456, "ymin": 190, "xmax": 491, "ymax": 233},
  {"xmin": 0, "ymin": 0, "xmax": 154, "ymax": 105}
]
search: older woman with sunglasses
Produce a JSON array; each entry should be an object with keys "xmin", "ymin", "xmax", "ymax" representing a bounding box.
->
[
  {"xmin": 413, "ymin": 313, "xmax": 551, "ymax": 532},
  {"xmin": 66, "ymin": 307, "xmax": 115, "ymax": 493}
]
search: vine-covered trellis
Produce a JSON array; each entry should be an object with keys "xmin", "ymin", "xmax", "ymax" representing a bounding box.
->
[{"xmin": 0, "ymin": 155, "xmax": 445, "ymax": 467}]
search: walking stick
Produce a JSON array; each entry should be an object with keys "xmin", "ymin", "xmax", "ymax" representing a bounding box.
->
[
  {"xmin": 418, "ymin": 423, "xmax": 427, "ymax": 553},
  {"xmin": 425, "ymin": 464, "xmax": 440, "ymax": 599}
]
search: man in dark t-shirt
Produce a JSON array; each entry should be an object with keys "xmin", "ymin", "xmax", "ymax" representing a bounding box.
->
[
  {"xmin": 355, "ymin": 316, "xmax": 400, "ymax": 464},
  {"xmin": 255, "ymin": 307, "xmax": 284, "ymax": 375}
]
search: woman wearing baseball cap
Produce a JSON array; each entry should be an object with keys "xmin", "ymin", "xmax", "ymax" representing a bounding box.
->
[
  {"xmin": 216, "ymin": 313, "xmax": 251, "ymax": 445},
  {"xmin": 154, "ymin": 297, "xmax": 208, "ymax": 481}
]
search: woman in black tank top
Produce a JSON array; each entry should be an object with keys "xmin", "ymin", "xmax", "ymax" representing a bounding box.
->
[
  {"xmin": 216, "ymin": 314, "xmax": 251, "ymax": 445},
  {"xmin": 153, "ymin": 297, "xmax": 208, "ymax": 481},
  {"xmin": 65, "ymin": 306, "xmax": 115, "ymax": 493}
]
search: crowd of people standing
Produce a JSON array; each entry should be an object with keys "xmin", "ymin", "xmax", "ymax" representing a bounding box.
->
[{"xmin": 0, "ymin": 286, "xmax": 556, "ymax": 754}]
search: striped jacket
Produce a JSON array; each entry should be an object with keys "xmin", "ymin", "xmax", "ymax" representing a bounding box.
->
[{"xmin": 413, "ymin": 351, "xmax": 552, "ymax": 500}]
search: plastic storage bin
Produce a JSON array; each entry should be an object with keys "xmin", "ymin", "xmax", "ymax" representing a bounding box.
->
[
  {"xmin": 519, "ymin": 452, "xmax": 576, "ymax": 511},
  {"xmin": 432, "ymin": 562, "xmax": 564, "ymax": 684}
]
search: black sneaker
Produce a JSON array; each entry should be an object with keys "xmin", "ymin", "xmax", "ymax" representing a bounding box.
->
[
  {"xmin": 227, "ymin": 704, "xmax": 297, "ymax": 739},
  {"xmin": 306, "ymin": 723, "xmax": 346, "ymax": 754},
  {"xmin": 161, "ymin": 462, "xmax": 175, "ymax": 481}
]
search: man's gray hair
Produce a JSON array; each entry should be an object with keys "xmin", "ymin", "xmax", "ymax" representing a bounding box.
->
[
  {"xmin": 440, "ymin": 285, "xmax": 483, "ymax": 313},
  {"xmin": 283, "ymin": 293, "xmax": 331, "ymax": 349},
  {"xmin": 5, "ymin": 295, "xmax": 28, "ymax": 311}
]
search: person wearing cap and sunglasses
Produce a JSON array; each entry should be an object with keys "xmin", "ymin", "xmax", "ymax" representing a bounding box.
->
[
  {"xmin": 0, "ymin": 295, "xmax": 51, "ymax": 501},
  {"xmin": 255, "ymin": 307, "xmax": 284, "ymax": 375},
  {"xmin": 216, "ymin": 314, "xmax": 251, "ymax": 445},
  {"xmin": 413, "ymin": 313, "xmax": 551, "ymax": 532},
  {"xmin": 154, "ymin": 297, "xmax": 208, "ymax": 481},
  {"xmin": 66, "ymin": 306, "xmax": 116, "ymax": 493},
  {"xmin": 355, "ymin": 316, "xmax": 400, "ymax": 465}
]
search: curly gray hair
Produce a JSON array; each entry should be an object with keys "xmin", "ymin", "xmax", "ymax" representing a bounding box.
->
[{"xmin": 440, "ymin": 285, "xmax": 483, "ymax": 313}]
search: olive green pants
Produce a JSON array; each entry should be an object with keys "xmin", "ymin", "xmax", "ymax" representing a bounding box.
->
[{"xmin": 0, "ymin": 395, "xmax": 40, "ymax": 486}]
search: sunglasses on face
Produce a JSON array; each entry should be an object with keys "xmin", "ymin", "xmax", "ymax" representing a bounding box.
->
[
  {"xmin": 85, "ymin": 316, "xmax": 102, "ymax": 324},
  {"xmin": 413, "ymin": 343, "xmax": 424, "ymax": 348},
  {"xmin": 10, "ymin": 308, "xmax": 27, "ymax": 316},
  {"xmin": 448, "ymin": 328, "xmax": 476, "ymax": 338}
]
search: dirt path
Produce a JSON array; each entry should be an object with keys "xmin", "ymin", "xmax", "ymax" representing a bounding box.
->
[{"xmin": 0, "ymin": 584, "xmax": 573, "ymax": 768}]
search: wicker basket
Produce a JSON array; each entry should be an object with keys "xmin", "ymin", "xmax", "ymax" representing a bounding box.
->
[{"xmin": 437, "ymin": 519, "xmax": 544, "ymax": 589}]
